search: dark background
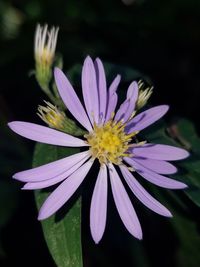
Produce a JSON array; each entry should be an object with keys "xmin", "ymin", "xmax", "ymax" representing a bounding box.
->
[{"xmin": 0, "ymin": 0, "xmax": 200, "ymax": 266}]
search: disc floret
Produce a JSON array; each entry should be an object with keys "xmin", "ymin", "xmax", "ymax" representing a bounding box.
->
[{"xmin": 86, "ymin": 119, "xmax": 137, "ymax": 165}]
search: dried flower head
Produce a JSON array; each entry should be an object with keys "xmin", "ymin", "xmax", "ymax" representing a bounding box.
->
[
  {"xmin": 34, "ymin": 24, "xmax": 59, "ymax": 67},
  {"xmin": 136, "ymin": 80, "xmax": 153, "ymax": 110}
]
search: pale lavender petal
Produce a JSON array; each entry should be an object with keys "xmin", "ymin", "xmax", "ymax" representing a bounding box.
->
[
  {"xmin": 125, "ymin": 105, "xmax": 169, "ymax": 133},
  {"xmin": 94, "ymin": 58, "xmax": 107, "ymax": 122},
  {"xmin": 54, "ymin": 68, "xmax": 92, "ymax": 132},
  {"xmin": 123, "ymin": 81, "xmax": 138, "ymax": 122},
  {"xmin": 105, "ymin": 93, "xmax": 118, "ymax": 122},
  {"xmin": 82, "ymin": 56, "xmax": 99, "ymax": 124},
  {"xmin": 90, "ymin": 164, "xmax": 107, "ymax": 244},
  {"xmin": 38, "ymin": 159, "xmax": 94, "ymax": 220},
  {"xmin": 114, "ymin": 99, "xmax": 129, "ymax": 122},
  {"xmin": 109, "ymin": 163, "xmax": 142, "ymax": 240},
  {"xmin": 120, "ymin": 165, "xmax": 172, "ymax": 217},
  {"xmin": 8, "ymin": 121, "xmax": 87, "ymax": 147},
  {"xmin": 114, "ymin": 81, "xmax": 139, "ymax": 123},
  {"xmin": 132, "ymin": 144, "xmax": 189, "ymax": 161},
  {"xmin": 125, "ymin": 159, "xmax": 187, "ymax": 189},
  {"xmin": 23, "ymin": 154, "xmax": 90, "ymax": 189},
  {"xmin": 128, "ymin": 157, "xmax": 177, "ymax": 174},
  {"xmin": 105, "ymin": 75, "xmax": 121, "ymax": 122},
  {"xmin": 13, "ymin": 151, "xmax": 89, "ymax": 182}
]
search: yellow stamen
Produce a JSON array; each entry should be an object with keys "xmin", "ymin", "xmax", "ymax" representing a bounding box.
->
[{"xmin": 85, "ymin": 119, "xmax": 138, "ymax": 165}]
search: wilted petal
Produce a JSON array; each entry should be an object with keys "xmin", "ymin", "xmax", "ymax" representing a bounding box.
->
[
  {"xmin": 23, "ymin": 153, "xmax": 90, "ymax": 189},
  {"xmin": 14, "ymin": 151, "xmax": 89, "ymax": 182},
  {"xmin": 109, "ymin": 163, "xmax": 142, "ymax": 240},
  {"xmin": 126, "ymin": 159, "xmax": 187, "ymax": 189},
  {"xmin": 105, "ymin": 75, "xmax": 121, "ymax": 122},
  {"xmin": 127, "ymin": 157, "xmax": 177, "ymax": 174},
  {"xmin": 8, "ymin": 121, "xmax": 87, "ymax": 147},
  {"xmin": 90, "ymin": 164, "xmax": 107, "ymax": 244},
  {"xmin": 54, "ymin": 68, "xmax": 92, "ymax": 132},
  {"xmin": 94, "ymin": 58, "xmax": 107, "ymax": 122},
  {"xmin": 120, "ymin": 165, "xmax": 172, "ymax": 217},
  {"xmin": 38, "ymin": 159, "xmax": 94, "ymax": 220},
  {"xmin": 132, "ymin": 143, "xmax": 189, "ymax": 161},
  {"xmin": 82, "ymin": 56, "xmax": 99, "ymax": 124},
  {"xmin": 125, "ymin": 105, "xmax": 169, "ymax": 133}
]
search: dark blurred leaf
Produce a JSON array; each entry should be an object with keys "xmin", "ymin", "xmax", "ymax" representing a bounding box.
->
[
  {"xmin": 34, "ymin": 143, "xmax": 82, "ymax": 267},
  {"xmin": 0, "ymin": 180, "xmax": 19, "ymax": 257},
  {"xmin": 66, "ymin": 61, "xmax": 148, "ymax": 87}
]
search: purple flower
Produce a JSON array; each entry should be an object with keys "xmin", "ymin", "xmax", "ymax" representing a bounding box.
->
[{"xmin": 8, "ymin": 56, "xmax": 189, "ymax": 243}]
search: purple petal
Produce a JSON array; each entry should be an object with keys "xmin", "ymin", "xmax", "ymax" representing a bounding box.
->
[
  {"xmin": 132, "ymin": 143, "xmax": 189, "ymax": 161},
  {"xmin": 23, "ymin": 154, "xmax": 90, "ymax": 189},
  {"xmin": 115, "ymin": 81, "xmax": 138, "ymax": 123},
  {"xmin": 13, "ymin": 151, "xmax": 89, "ymax": 182},
  {"xmin": 90, "ymin": 164, "xmax": 107, "ymax": 244},
  {"xmin": 120, "ymin": 165, "xmax": 172, "ymax": 217},
  {"xmin": 82, "ymin": 56, "xmax": 99, "ymax": 124},
  {"xmin": 105, "ymin": 75, "xmax": 121, "ymax": 122},
  {"xmin": 109, "ymin": 164, "xmax": 142, "ymax": 240},
  {"xmin": 125, "ymin": 105, "xmax": 169, "ymax": 133},
  {"xmin": 94, "ymin": 58, "xmax": 107, "ymax": 122},
  {"xmin": 114, "ymin": 81, "xmax": 138, "ymax": 122},
  {"xmin": 38, "ymin": 159, "xmax": 94, "ymax": 220},
  {"xmin": 54, "ymin": 68, "xmax": 92, "ymax": 132},
  {"xmin": 127, "ymin": 157, "xmax": 177, "ymax": 174},
  {"xmin": 126, "ymin": 159, "xmax": 187, "ymax": 189},
  {"xmin": 8, "ymin": 121, "xmax": 87, "ymax": 147},
  {"xmin": 114, "ymin": 99, "xmax": 130, "ymax": 122},
  {"xmin": 122, "ymin": 81, "xmax": 138, "ymax": 122}
]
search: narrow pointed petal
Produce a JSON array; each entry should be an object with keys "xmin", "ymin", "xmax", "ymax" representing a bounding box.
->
[
  {"xmin": 8, "ymin": 121, "xmax": 88, "ymax": 147},
  {"xmin": 128, "ymin": 157, "xmax": 177, "ymax": 174},
  {"xmin": 123, "ymin": 81, "xmax": 138, "ymax": 122},
  {"xmin": 13, "ymin": 151, "xmax": 89, "ymax": 182},
  {"xmin": 82, "ymin": 56, "xmax": 99, "ymax": 124},
  {"xmin": 132, "ymin": 144, "xmax": 189, "ymax": 161},
  {"xmin": 105, "ymin": 75, "xmax": 121, "ymax": 122},
  {"xmin": 23, "ymin": 154, "xmax": 90, "ymax": 189},
  {"xmin": 109, "ymin": 164, "xmax": 142, "ymax": 240},
  {"xmin": 120, "ymin": 165, "xmax": 172, "ymax": 217},
  {"xmin": 38, "ymin": 159, "xmax": 94, "ymax": 220},
  {"xmin": 125, "ymin": 105, "xmax": 169, "ymax": 133},
  {"xmin": 125, "ymin": 159, "xmax": 187, "ymax": 189},
  {"xmin": 114, "ymin": 99, "xmax": 130, "ymax": 122},
  {"xmin": 90, "ymin": 164, "xmax": 108, "ymax": 244},
  {"xmin": 54, "ymin": 68, "xmax": 92, "ymax": 131},
  {"xmin": 94, "ymin": 58, "xmax": 107, "ymax": 122},
  {"xmin": 115, "ymin": 81, "xmax": 138, "ymax": 122},
  {"xmin": 105, "ymin": 93, "xmax": 118, "ymax": 122}
]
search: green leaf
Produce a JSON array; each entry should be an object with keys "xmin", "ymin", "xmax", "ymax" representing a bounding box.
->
[{"xmin": 33, "ymin": 143, "xmax": 82, "ymax": 267}]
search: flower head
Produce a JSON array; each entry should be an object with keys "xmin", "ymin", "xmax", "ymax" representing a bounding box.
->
[
  {"xmin": 37, "ymin": 101, "xmax": 66, "ymax": 130},
  {"xmin": 34, "ymin": 24, "xmax": 59, "ymax": 67},
  {"xmin": 34, "ymin": 24, "xmax": 59, "ymax": 87},
  {"xmin": 136, "ymin": 80, "xmax": 153, "ymax": 110},
  {"xmin": 8, "ymin": 56, "xmax": 189, "ymax": 244}
]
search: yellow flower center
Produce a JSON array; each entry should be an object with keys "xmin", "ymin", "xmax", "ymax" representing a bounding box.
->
[{"xmin": 85, "ymin": 119, "xmax": 137, "ymax": 165}]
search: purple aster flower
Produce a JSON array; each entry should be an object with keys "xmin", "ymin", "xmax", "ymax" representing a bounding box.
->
[{"xmin": 8, "ymin": 56, "xmax": 189, "ymax": 243}]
